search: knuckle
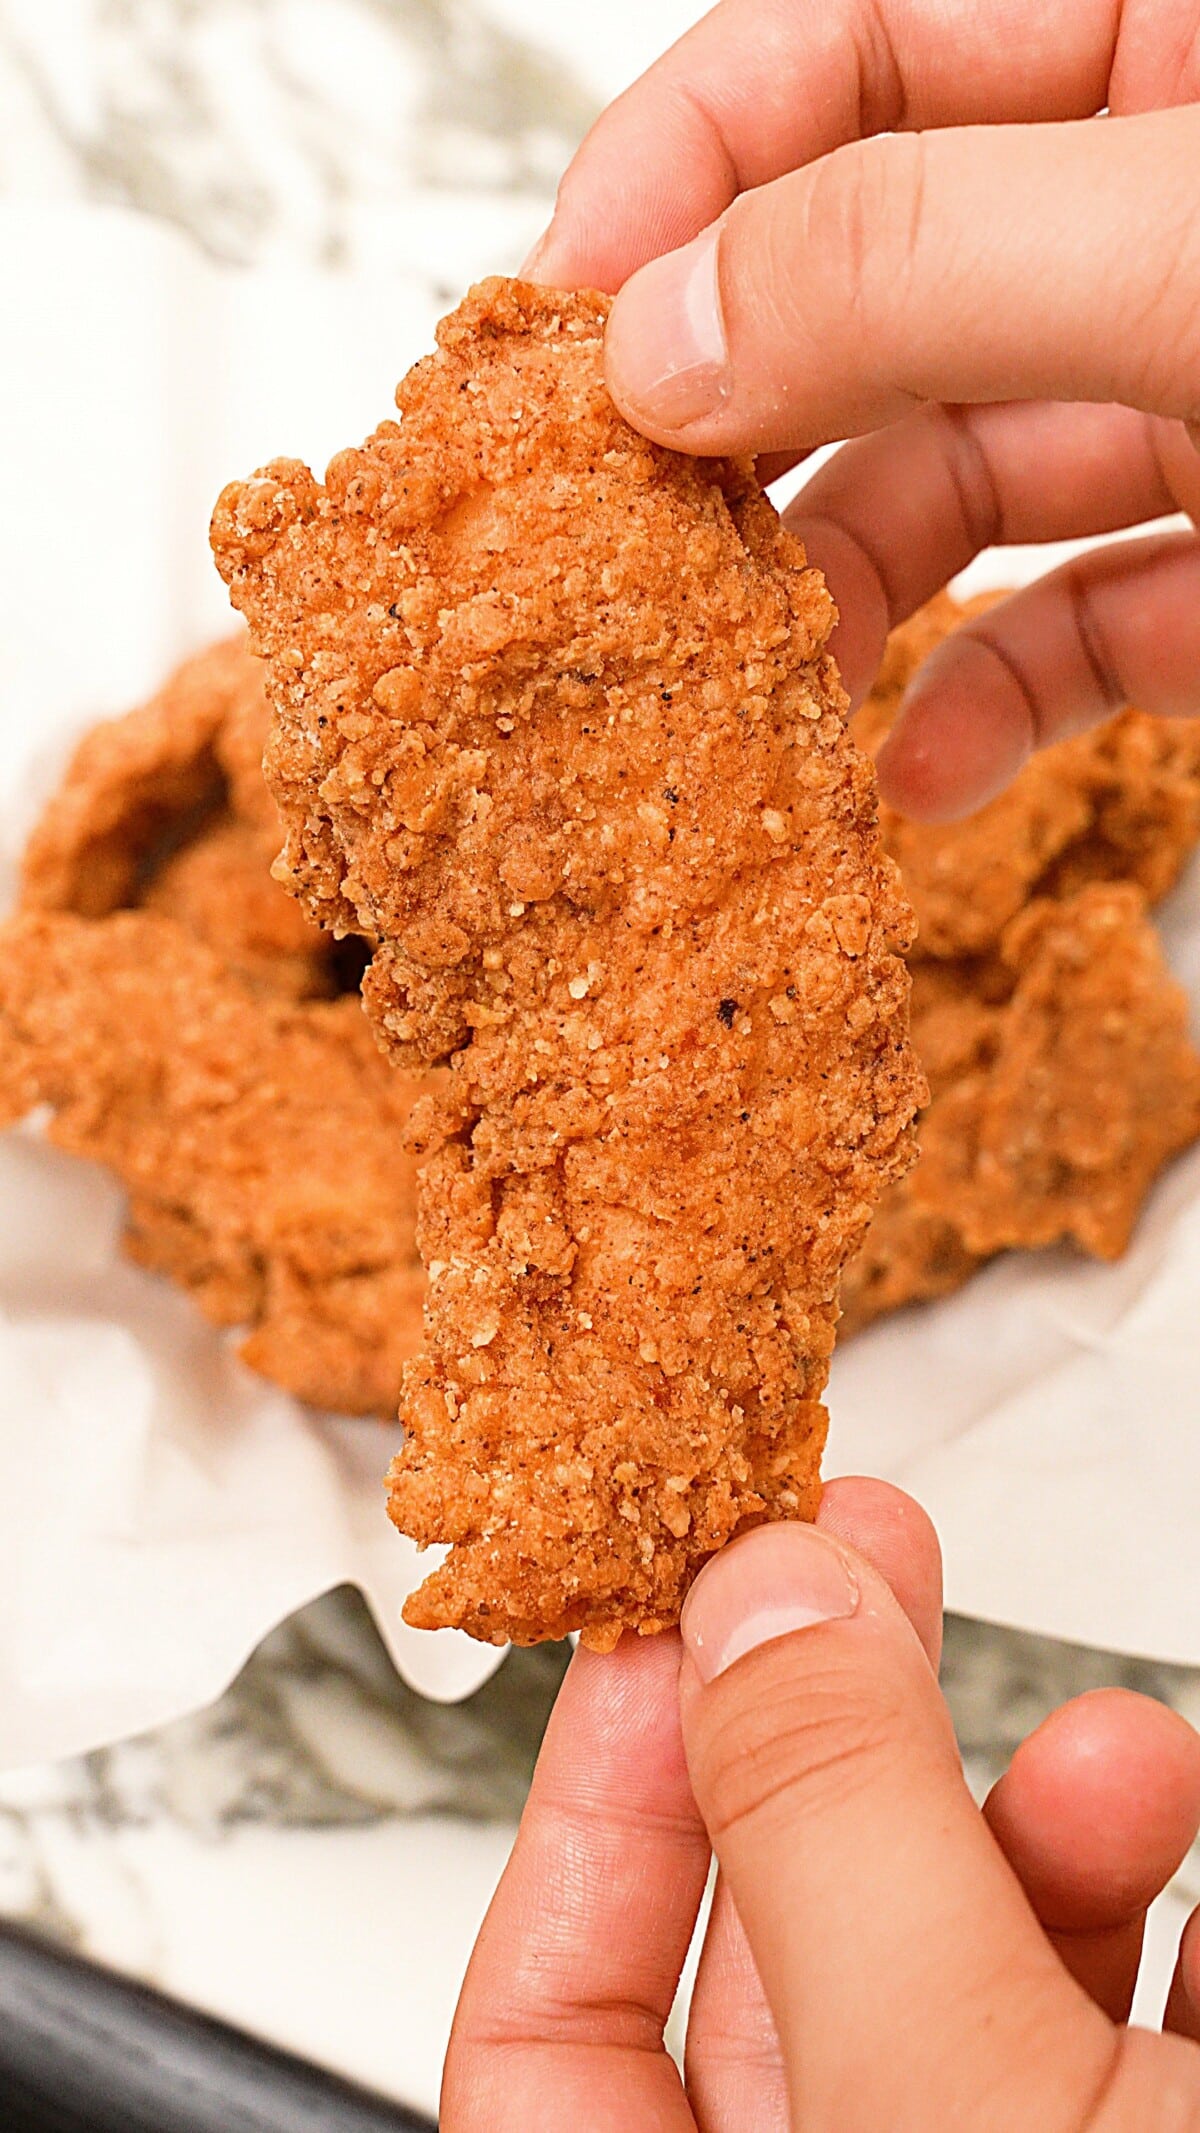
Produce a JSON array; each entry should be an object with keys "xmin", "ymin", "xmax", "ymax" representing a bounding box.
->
[{"xmin": 691, "ymin": 1660, "xmax": 908, "ymax": 1843}]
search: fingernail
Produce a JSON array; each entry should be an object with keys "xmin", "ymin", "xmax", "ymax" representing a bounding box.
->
[
  {"xmin": 681, "ymin": 1525, "xmax": 859, "ymax": 1683},
  {"xmin": 608, "ymin": 223, "xmax": 729, "ymax": 430}
]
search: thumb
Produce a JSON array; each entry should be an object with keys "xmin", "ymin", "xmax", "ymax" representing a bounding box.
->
[
  {"xmin": 678, "ymin": 1523, "xmax": 1116, "ymax": 2133},
  {"xmin": 603, "ymin": 106, "xmax": 1200, "ymax": 457}
]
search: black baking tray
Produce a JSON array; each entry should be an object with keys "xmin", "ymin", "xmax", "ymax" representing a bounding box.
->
[{"xmin": 0, "ymin": 1920, "xmax": 436, "ymax": 2131}]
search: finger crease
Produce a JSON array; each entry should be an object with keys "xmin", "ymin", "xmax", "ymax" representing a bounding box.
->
[
  {"xmin": 1070, "ymin": 2028, "xmax": 1131, "ymax": 2133},
  {"xmin": 470, "ymin": 1995, "xmax": 673, "ymax": 2052},
  {"xmin": 667, "ymin": 74, "xmax": 741, "ymax": 199},
  {"xmin": 939, "ymin": 406, "xmax": 1004, "ymax": 555},
  {"xmin": 800, "ymin": 507, "xmax": 900, "ymax": 628},
  {"xmin": 853, "ymin": 0, "xmax": 908, "ymax": 135},
  {"xmin": 540, "ymin": 1792, "xmax": 704, "ymax": 1848},
  {"xmin": 1066, "ymin": 568, "xmax": 1129, "ymax": 717},
  {"xmin": 970, "ymin": 627, "xmax": 1047, "ymax": 751}
]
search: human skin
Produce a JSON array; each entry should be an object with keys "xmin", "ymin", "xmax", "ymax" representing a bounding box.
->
[
  {"xmin": 444, "ymin": 1484, "xmax": 1200, "ymax": 2131},
  {"xmin": 443, "ymin": 4, "xmax": 1200, "ymax": 2121},
  {"xmin": 524, "ymin": 0, "xmax": 1200, "ymax": 824}
]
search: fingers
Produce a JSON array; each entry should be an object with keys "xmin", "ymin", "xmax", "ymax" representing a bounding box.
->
[
  {"xmin": 684, "ymin": 1877, "xmax": 789, "ymax": 2133},
  {"xmin": 683, "ymin": 1479, "xmax": 943, "ymax": 2130},
  {"xmin": 442, "ymin": 1632, "xmax": 704, "ymax": 2132},
  {"xmin": 784, "ymin": 399, "xmax": 1197, "ymax": 708},
  {"xmin": 603, "ymin": 107, "xmax": 1200, "ymax": 455},
  {"xmin": 1166, "ymin": 1910, "xmax": 1200, "ymax": 2043},
  {"xmin": 528, "ymin": 0, "xmax": 1128, "ymax": 291},
  {"xmin": 876, "ymin": 531, "xmax": 1200, "ymax": 818},
  {"xmin": 816, "ymin": 1475, "xmax": 943, "ymax": 1670},
  {"xmin": 985, "ymin": 1689, "xmax": 1200, "ymax": 2022},
  {"xmin": 679, "ymin": 1523, "xmax": 1116, "ymax": 2131}
]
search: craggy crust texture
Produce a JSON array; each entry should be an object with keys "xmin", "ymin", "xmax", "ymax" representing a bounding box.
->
[
  {"xmin": 0, "ymin": 911, "xmax": 427, "ymax": 1415},
  {"xmin": 913, "ymin": 885, "xmax": 1200, "ymax": 1262},
  {"xmin": 841, "ymin": 595, "xmax": 1200, "ymax": 1334},
  {"xmin": 840, "ymin": 893, "xmax": 1200, "ymax": 1331},
  {"xmin": 5, "ymin": 637, "xmax": 424, "ymax": 1414},
  {"xmin": 211, "ymin": 276, "xmax": 923, "ymax": 1650},
  {"xmin": 22, "ymin": 637, "xmax": 337, "ymax": 1000}
]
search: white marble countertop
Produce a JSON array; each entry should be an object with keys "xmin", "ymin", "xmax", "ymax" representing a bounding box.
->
[{"xmin": 0, "ymin": 1, "xmax": 1197, "ymax": 2118}]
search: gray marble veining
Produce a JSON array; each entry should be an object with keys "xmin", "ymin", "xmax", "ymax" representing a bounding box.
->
[
  {"xmin": 0, "ymin": 1592, "xmax": 569, "ymax": 1950},
  {"xmin": 0, "ymin": 0, "xmax": 595, "ymax": 268}
]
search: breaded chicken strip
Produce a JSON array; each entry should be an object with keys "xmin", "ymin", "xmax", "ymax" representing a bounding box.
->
[
  {"xmin": 0, "ymin": 911, "xmax": 426, "ymax": 1415},
  {"xmin": 916, "ymin": 884, "xmax": 1200, "ymax": 1261},
  {"xmin": 21, "ymin": 637, "xmax": 337, "ymax": 1000},
  {"xmin": 840, "ymin": 885, "xmax": 1200, "ymax": 1333},
  {"xmin": 212, "ymin": 277, "xmax": 923, "ymax": 1649},
  {"xmin": 841, "ymin": 594, "xmax": 1200, "ymax": 1334}
]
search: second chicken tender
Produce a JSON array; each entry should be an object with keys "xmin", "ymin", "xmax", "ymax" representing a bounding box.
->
[
  {"xmin": 0, "ymin": 910, "xmax": 427, "ymax": 1415},
  {"xmin": 212, "ymin": 276, "xmax": 924, "ymax": 1650},
  {"xmin": 21, "ymin": 636, "xmax": 340, "ymax": 1000},
  {"xmin": 915, "ymin": 884, "xmax": 1200, "ymax": 1262}
]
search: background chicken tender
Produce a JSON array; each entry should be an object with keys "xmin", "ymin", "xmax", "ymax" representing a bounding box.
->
[
  {"xmin": 22, "ymin": 636, "xmax": 341, "ymax": 1000},
  {"xmin": 915, "ymin": 884, "xmax": 1200, "ymax": 1261},
  {"xmin": 3, "ymin": 640, "xmax": 423, "ymax": 1414},
  {"xmin": 212, "ymin": 276, "xmax": 924, "ymax": 1651},
  {"xmin": 0, "ymin": 910, "xmax": 426, "ymax": 1416},
  {"xmin": 842, "ymin": 595, "xmax": 1200, "ymax": 1334}
]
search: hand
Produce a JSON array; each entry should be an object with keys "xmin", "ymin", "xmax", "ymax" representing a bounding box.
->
[
  {"xmin": 524, "ymin": 0, "xmax": 1200, "ymax": 821},
  {"xmin": 443, "ymin": 1480, "xmax": 1200, "ymax": 2131}
]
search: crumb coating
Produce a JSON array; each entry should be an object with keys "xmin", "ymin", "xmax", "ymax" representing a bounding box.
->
[{"xmin": 212, "ymin": 278, "xmax": 922, "ymax": 1648}]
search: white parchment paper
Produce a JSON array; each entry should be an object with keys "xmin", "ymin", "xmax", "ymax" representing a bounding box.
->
[{"xmin": 0, "ymin": 204, "xmax": 1196, "ymax": 1768}]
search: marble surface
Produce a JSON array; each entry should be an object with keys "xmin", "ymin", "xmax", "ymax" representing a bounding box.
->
[{"xmin": 0, "ymin": 0, "xmax": 1198, "ymax": 2118}]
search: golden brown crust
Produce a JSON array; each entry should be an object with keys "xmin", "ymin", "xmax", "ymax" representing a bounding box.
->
[
  {"xmin": 141, "ymin": 815, "xmax": 332, "ymax": 1000},
  {"xmin": 21, "ymin": 638, "xmax": 251, "ymax": 918},
  {"xmin": 19, "ymin": 635, "xmax": 344, "ymax": 1001},
  {"xmin": 0, "ymin": 910, "xmax": 427, "ymax": 1416},
  {"xmin": 212, "ymin": 276, "xmax": 924, "ymax": 1649},
  {"xmin": 915, "ymin": 883, "xmax": 1200, "ymax": 1262},
  {"xmin": 841, "ymin": 885, "xmax": 1200, "ymax": 1331},
  {"xmin": 841, "ymin": 594, "xmax": 1200, "ymax": 1334}
]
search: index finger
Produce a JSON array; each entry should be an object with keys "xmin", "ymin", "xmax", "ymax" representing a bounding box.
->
[{"xmin": 531, "ymin": 0, "xmax": 1129, "ymax": 292}]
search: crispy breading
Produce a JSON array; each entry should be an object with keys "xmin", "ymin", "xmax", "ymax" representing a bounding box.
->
[
  {"xmin": 22, "ymin": 638, "xmax": 250, "ymax": 917},
  {"xmin": 20, "ymin": 636, "xmax": 340, "ymax": 1000},
  {"xmin": 141, "ymin": 815, "xmax": 333, "ymax": 1000},
  {"xmin": 840, "ymin": 885, "xmax": 1200, "ymax": 1332},
  {"xmin": 841, "ymin": 594, "xmax": 1200, "ymax": 1335},
  {"xmin": 0, "ymin": 910, "xmax": 426, "ymax": 1416},
  {"xmin": 212, "ymin": 276, "xmax": 923, "ymax": 1649},
  {"xmin": 855, "ymin": 593, "xmax": 1200, "ymax": 958},
  {"xmin": 837, "ymin": 1194, "xmax": 980, "ymax": 1338},
  {"xmin": 915, "ymin": 884, "xmax": 1200, "ymax": 1261}
]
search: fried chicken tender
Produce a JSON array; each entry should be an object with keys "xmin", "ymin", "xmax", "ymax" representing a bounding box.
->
[
  {"xmin": 0, "ymin": 910, "xmax": 427, "ymax": 1415},
  {"xmin": 915, "ymin": 884, "xmax": 1200, "ymax": 1262},
  {"xmin": 856, "ymin": 592, "xmax": 1200, "ymax": 958},
  {"xmin": 5, "ymin": 638, "xmax": 424, "ymax": 1413},
  {"xmin": 840, "ymin": 595, "xmax": 1200, "ymax": 1335},
  {"xmin": 211, "ymin": 276, "xmax": 923, "ymax": 1649},
  {"xmin": 21, "ymin": 636, "xmax": 336, "ymax": 1000}
]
